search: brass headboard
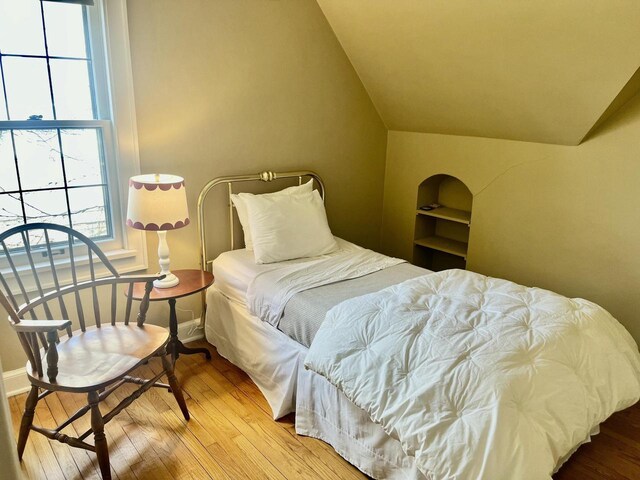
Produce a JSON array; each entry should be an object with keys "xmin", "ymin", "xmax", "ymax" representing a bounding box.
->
[{"xmin": 196, "ymin": 170, "xmax": 325, "ymax": 273}]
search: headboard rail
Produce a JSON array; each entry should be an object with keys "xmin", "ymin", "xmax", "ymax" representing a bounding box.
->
[{"xmin": 196, "ymin": 170, "xmax": 325, "ymax": 272}]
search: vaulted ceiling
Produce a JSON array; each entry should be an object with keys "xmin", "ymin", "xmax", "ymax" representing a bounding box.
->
[{"xmin": 316, "ymin": 0, "xmax": 640, "ymax": 145}]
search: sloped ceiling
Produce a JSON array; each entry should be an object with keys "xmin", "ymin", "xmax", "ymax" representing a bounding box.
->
[{"xmin": 316, "ymin": 0, "xmax": 640, "ymax": 145}]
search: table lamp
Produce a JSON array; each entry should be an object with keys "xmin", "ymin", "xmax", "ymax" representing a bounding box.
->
[{"xmin": 126, "ymin": 174, "xmax": 190, "ymax": 288}]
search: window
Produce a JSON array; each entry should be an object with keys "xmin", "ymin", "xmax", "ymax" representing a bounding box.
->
[
  {"xmin": 0, "ymin": 0, "xmax": 147, "ymax": 282},
  {"xmin": 0, "ymin": 0, "xmax": 113, "ymax": 249}
]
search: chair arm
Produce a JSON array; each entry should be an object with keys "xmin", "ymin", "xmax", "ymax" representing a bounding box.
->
[
  {"xmin": 137, "ymin": 275, "xmax": 159, "ymax": 327},
  {"xmin": 13, "ymin": 320, "xmax": 69, "ymax": 382},
  {"xmin": 13, "ymin": 319, "xmax": 72, "ymax": 333},
  {"xmin": 133, "ymin": 275, "xmax": 166, "ymax": 327}
]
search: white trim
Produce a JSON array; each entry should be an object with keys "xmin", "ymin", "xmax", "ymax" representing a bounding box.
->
[
  {"xmin": 3, "ymin": 368, "xmax": 29, "ymax": 398},
  {"xmin": 177, "ymin": 317, "xmax": 205, "ymax": 344},
  {"xmin": 99, "ymin": 0, "xmax": 148, "ymax": 269},
  {"xmin": 0, "ymin": 120, "xmax": 109, "ymax": 129},
  {"xmin": 4, "ymin": 318, "xmax": 204, "ymax": 398},
  {"xmin": 0, "ymin": 358, "xmax": 22, "ymax": 477}
]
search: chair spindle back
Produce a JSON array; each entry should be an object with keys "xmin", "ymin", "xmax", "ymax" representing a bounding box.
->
[{"xmin": 0, "ymin": 223, "xmax": 123, "ymax": 377}]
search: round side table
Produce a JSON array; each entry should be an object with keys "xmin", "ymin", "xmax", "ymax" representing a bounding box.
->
[{"xmin": 126, "ymin": 269, "xmax": 214, "ymax": 364}]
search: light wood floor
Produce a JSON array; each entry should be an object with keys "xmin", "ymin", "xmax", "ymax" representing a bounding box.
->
[{"xmin": 9, "ymin": 340, "xmax": 640, "ymax": 479}]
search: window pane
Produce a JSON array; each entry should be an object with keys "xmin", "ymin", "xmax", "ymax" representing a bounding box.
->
[
  {"xmin": 3, "ymin": 57, "xmax": 53, "ymax": 120},
  {"xmin": 43, "ymin": 1, "xmax": 87, "ymax": 58},
  {"xmin": 0, "ymin": 0, "xmax": 45, "ymax": 56},
  {"xmin": 0, "ymin": 193, "xmax": 24, "ymax": 248},
  {"xmin": 61, "ymin": 129, "xmax": 104, "ymax": 186},
  {"xmin": 22, "ymin": 189, "xmax": 70, "ymax": 244},
  {"xmin": 0, "ymin": 131, "xmax": 19, "ymax": 192},
  {"xmin": 13, "ymin": 129, "xmax": 65, "ymax": 190},
  {"xmin": 50, "ymin": 59, "xmax": 94, "ymax": 120},
  {"xmin": 68, "ymin": 186, "xmax": 108, "ymax": 239}
]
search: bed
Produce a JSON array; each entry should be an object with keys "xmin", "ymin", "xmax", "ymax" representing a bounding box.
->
[{"xmin": 197, "ymin": 170, "xmax": 640, "ymax": 480}]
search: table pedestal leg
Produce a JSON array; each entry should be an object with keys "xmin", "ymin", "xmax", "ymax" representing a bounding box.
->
[{"xmin": 168, "ymin": 298, "xmax": 211, "ymax": 364}]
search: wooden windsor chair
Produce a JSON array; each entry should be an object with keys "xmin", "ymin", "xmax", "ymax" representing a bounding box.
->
[{"xmin": 0, "ymin": 223, "xmax": 190, "ymax": 480}]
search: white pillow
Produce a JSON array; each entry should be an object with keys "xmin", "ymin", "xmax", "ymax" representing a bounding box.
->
[
  {"xmin": 231, "ymin": 179, "xmax": 313, "ymax": 250},
  {"xmin": 241, "ymin": 189, "xmax": 337, "ymax": 264}
]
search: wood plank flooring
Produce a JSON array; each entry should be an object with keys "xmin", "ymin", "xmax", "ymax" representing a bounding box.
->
[{"xmin": 9, "ymin": 340, "xmax": 640, "ymax": 479}]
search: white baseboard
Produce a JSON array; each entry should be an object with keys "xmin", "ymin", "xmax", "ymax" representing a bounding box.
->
[
  {"xmin": 177, "ymin": 317, "xmax": 205, "ymax": 343},
  {"xmin": 3, "ymin": 368, "xmax": 30, "ymax": 398},
  {"xmin": 3, "ymin": 318, "xmax": 205, "ymax": 398}
]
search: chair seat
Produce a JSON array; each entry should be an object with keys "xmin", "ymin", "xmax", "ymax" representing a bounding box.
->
[{"xmin": 26, "ymin": 323, "xmax": 170, "ymax": 392}]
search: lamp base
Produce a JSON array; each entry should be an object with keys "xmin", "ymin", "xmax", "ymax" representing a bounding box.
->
[{"xmin": 154, "ymin": 272, "xmax": 179, "ymax": 289}]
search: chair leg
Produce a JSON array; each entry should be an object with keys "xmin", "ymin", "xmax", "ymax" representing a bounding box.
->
[
  {"xmin": 161, "ymin": 352, "xmax": 190, "ymax": 421},
  {"xmin": 88, "ymin": 391, "xmax": 111, "ymax": 480},
  {"xmin": 17, "ymin": 385, "xmax": 39, "ymax": 460}
]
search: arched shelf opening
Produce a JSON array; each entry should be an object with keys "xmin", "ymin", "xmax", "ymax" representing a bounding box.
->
[{"xmin": 414, "ymin": 174, "xmax": 472, "ymax": 271}]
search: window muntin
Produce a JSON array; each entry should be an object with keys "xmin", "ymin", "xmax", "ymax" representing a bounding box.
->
[{"xmin": 0, "ymin": 0, "xmax": 113, "ymax": 251}]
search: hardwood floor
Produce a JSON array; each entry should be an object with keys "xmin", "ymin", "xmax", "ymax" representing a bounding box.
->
[{"xmin": 8, "ymin": 340, "xmax": 640, "ymax": 479}]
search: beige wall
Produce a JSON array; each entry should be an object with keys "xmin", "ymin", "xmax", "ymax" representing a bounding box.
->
[
  {"xmin": 381, "ymin": 93, "xmax": 640, "ymax": 343},
  {"xmin": 127, "ymin": 0, "xmax": 387, "ymax": 266},
  {"xmin": 0, "ymin": 0, "xmax": 386, "ymax": 373}
]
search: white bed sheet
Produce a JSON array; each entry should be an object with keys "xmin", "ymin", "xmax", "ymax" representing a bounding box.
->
[
  {"xmin": 204, "ymin": 285, "xmax": 424, "ymax": 479},
  {"xmin": 211, "ymin": 237, "xmax": 361, "ymax": 306},
  {"xmin": 210, "ymin": 248, "xmax": 272, "ymax": 305}
]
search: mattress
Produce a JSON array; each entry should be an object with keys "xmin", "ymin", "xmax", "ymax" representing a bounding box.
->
[{"xmin": 211, "ymin": 240, "xmax": 429, "ymax": 346}]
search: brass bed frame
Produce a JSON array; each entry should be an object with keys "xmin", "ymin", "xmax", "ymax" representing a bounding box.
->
[{"xmin": 196, "ymin": 170, "xmax": 325, "ymax": 273}]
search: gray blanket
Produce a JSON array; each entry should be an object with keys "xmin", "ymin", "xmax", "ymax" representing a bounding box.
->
[{"xmin": 278, "ymin": 263, "xmax": 429, "ymax": 347}]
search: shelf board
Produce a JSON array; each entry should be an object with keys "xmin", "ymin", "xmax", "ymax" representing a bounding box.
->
[
  {"xmin": 416, "ymin": 207, "xmax": 471, "ymax": 225},
  {"xmin": 414, "ymin": 236, "xmax": 468, "ymax": 259}
]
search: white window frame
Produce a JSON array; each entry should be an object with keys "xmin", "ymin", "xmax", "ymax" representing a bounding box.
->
[{"xmin": 0, "ymin": 0, "xmax": 147, "ymax": 293}]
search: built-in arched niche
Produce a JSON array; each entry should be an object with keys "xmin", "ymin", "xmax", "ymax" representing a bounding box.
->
[{"xmin": 414, "ymin": 174, "xmax": 473, "ymax": 271}]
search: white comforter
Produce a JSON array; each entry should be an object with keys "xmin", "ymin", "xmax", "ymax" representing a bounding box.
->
[
  {"xmin": 247, "ymin": 241, "xmax": 404, "ymax": 325},
  {"xmin": 305, "ymin": 269, "xmax": 640, "ymax": 480}
]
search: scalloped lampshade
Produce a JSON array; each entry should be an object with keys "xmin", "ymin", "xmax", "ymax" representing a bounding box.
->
[{"xmin": 126, "ymin": 174, "xmax": 190, "ymax": 231}]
